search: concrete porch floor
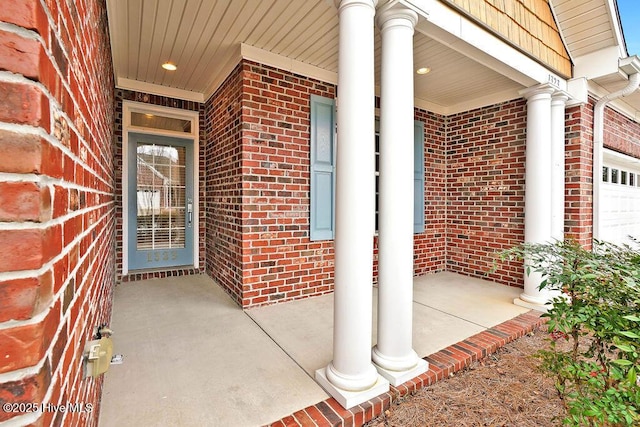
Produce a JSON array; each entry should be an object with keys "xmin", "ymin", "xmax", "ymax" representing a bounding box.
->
[{"xmin": 99, "ymin": 272, "xmax": 531, "ymax": 427}]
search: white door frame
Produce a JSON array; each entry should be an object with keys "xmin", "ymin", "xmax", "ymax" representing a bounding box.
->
[{"xmin": 122, "ymin": 100, "xmax": 199, "ymax": 275}]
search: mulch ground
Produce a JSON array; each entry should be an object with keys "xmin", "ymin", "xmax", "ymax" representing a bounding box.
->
[{"xmin": 366, "ymin": 327, "xmax": 569, "ymax": 426}]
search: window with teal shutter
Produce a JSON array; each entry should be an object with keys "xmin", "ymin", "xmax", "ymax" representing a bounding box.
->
[
  {"xmin": 310, "ymin": 95, "xmax": 336, "ymax": 241},
  {"xmin": 309, "ymin": 95, "xmax": 425, "ymax": 239}
]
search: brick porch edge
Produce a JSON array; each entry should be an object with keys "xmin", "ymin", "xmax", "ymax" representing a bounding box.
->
[{"xmin": 267, "ymin": 310, "xmax": 547, "ymax": 427}]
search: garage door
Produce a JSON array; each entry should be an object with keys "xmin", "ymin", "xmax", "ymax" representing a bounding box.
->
[{"xmin": 600, "ymin": 149, "xmax": 640, "ymax": 245}]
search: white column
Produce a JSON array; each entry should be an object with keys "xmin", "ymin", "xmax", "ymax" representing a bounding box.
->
[
  {"xmin": 551, "ymin": 92, "xmax": 569, "ymax": 241},
  {"xmin": 371, "ymin": 5, "xmax": 427, "ymax": 386},
  {"xmin": 315, "ymin": 0, "xmax": 389, "ymax": 409},
  {"xmin": 515, "ymin": 84, "xmax": 555, "ymax": 310}
]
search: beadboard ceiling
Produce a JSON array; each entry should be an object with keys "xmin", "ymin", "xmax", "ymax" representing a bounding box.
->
[
  {"xmin": 106, "ymin": 0, "xmax": 639, "ymax": 117},
  {"xmin": 105, "ymin": 0, "xmax": 526, "ymax": 112},
  {"xmin": 107, "ymin": 0, "xmax": 339, "ymax": 98},
  {"xmin": 551, "ymin": 0, "xmax": 625, "ymax": 59}
]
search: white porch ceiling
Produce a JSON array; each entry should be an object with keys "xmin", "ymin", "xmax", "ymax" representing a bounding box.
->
[
  {"xmin": 107, "ymin": 0, "xmax": 340, "ymax": 97},
  {"xmin": 106, "ymin": 0, "xmax": 640, "ymax": 119},
  {"xmin": 106, "ymin": 0, "xmax": 525, "ymax": 113}
]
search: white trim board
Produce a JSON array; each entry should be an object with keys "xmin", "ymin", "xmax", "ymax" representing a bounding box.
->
[{"xmin": 121, "ymin": 101, "xmax": 200, "ymax": 275}]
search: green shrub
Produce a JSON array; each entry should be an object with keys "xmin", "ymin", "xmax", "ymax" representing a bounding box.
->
[{"xmin": 499, "ymin": 239, "xmax": 640, "ymax": 426}]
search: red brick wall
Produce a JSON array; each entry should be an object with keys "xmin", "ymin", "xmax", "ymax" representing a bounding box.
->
[
  {"xmin": 204, "ymin": 64, "xmax": 245, "ymax": 304},
  {"xmin": 374, "ymin": 108, "xmax": 448, "ymax": 279},
  {"xmin": 113, "ymin": 89, "xmax": 206, "ymax": 283},
  {"xmin": 565, "ymin": 100, "xmax": 594, "ymax": 247},
  {"xmin": 414, "ymin": 109, "xmax": 447, "ymax": 274},
  {"xmin": 204, "ymin": 60, "xmax": 640, "ymax": 307},
  {"xmin": 205, "ymin": 60, "xmax": 448, "ymax": 308},
  {"xmin": 563, "ymin": 99, "xmax": 640, "ymax": 247},
  {"xmin": 603, "ymin": 103, "xmax": 640, "ymax": 158},
  {"xmin": 0, "ymin": 0, "xmax": 115, "ymax": 425},
  {"xmin": 239, "ymin": 61, "xmax": 339, "ymax": 306},
  {"xmin": 446, "ymin": 100, "xmax": 527, "ymax": 286}
]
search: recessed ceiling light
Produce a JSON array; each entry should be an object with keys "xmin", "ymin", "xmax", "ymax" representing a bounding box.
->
[
  {"xmin": 416, "ymin": 67, "xmax": 431, "ymax": 75},
  {"xmin": 162, "ymin": 62, "xmax": 177, "ymax": 71}
]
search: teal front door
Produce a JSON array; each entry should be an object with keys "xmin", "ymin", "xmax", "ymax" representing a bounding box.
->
[{"xmin": 128, "ymin": 132, "xmax": 194, "ymax": 270}]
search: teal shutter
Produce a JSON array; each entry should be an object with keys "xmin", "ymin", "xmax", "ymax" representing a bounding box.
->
[
  {"xmin": 310, "ymin": 95, "xmax": 336, "ymax": 241},
  {"xmin": 414, "ymin": 121, "xmax": 425, "ymax": 233}
]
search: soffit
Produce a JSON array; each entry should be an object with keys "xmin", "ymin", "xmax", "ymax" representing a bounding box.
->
[
  {"xmin": 551, "ymin": 0, "xmax": 623, "ymax": 59},
  {"xmin": 106, "ymin": 0, "xmax": 531, "ymax": 113},
  {"xmin": 592, "ymin": 73, "xmax": 640, "ymax": 121}
]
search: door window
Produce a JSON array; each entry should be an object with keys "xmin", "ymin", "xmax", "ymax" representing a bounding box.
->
[{"xmin": 128, "ymin": 133, "xmax": 194, "ymax": 269}]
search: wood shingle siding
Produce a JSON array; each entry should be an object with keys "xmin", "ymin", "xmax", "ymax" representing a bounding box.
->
[{"xmin": 443, "ymin": 0, "xmax": 572, "ymax": 78}]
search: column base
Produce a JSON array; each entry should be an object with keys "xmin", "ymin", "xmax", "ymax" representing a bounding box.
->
[
  {"xmin": 513, "ymin": 297, "xmax": 552, "ymax": 312},
  {"xmin": 315, "ymin": 367, "xmax": 390, "ymax": 409},
  {"xmin": 374, "ymin": 358, "xmax": 428, "ymax": 386}
]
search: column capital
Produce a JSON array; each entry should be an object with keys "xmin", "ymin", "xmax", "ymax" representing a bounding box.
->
[
  {"xmin": 551, "ymin": 90, "xmax": 570, "ymax": 105},
  {"xmin": 519, "ymin": 83, "xmax": 555, "ymax": 101},
  {"xmin": 376, "ymin": 4, "xmax": 418, "ymax": 30},
  {"xmin": 335, "ymin": 0, "xmax": 377, "ymax": 12}
]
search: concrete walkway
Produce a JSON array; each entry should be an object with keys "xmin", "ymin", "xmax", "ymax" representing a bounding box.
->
[{"xmin": 99, "ymin": 272, "xmax": 529, "ymax": 427}]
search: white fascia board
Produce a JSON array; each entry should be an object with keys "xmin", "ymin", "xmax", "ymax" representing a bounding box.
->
[
  {"xmin": 604, "ymin": 0, "xmax": 628, "ymax": 56},
  {"xmin": 446, "ymin": 88, "xmax": 522, "ymax": 115},
  {"xmin": 567, "ymin": 77, "xmax": 588, "ymax": 106},
  {"xmin": 117, "ymin": 77, "xmax": 205, "ymax": 103},
  {"xmin": 240, "ymin": 44, "xmax": 338, "ymax": 85},
  {"xmin": 403, "ymin": 0, "xmax": 567, "ymax": 91},
  {"xmin": 603, "ymin": 148, "xmax": 640, "ymax": 168},
  {"xmin": 415, "ymin": 88, "xmax": 522, "ymax": 116},
  {"xmin": 574, "ymin": 46, "xmax": 622, "ymax": 80},
  {"xmin": 203, "ymin": 43, "xmax": 338, "ymax": 103},
  {"xmin": 414, "ymin": 97, "xmax": 447, "ymax": 115}
]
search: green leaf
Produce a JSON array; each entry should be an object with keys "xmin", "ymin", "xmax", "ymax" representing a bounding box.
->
[
  {"xmin": 622, "ymin": 315, "xmax": 640, "ymax": 322},
  {"xmin": 614, "ymin": 343, "xmax": 635, "ymax": 352},
  {"xmin": 618, "ymin": 331, "xmax": 640, "ymax": 339},
  {"xmin": 626, "ymin": 367, "xmax": 637, "ymax": 385},
  {"xmin": 611, "ymin": 359, "xmax": 633, "ymax": 366}
]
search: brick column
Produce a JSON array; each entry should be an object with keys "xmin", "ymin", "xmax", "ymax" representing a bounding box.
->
[
  {"xmin": 371, "ymin": 4, "xmax": 428, "ymax": 386},
  {"xmin": 315, "ymin": 0, "xmax": 389, "ymax": 409},
  {"xmin": 515, "ymin": 84, "xmax": 555, "ymax": 310}
]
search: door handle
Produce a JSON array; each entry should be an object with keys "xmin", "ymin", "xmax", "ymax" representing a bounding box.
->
[{"xmin": 187, "ymin": 199, "xmax": 193, "ymax": 227}]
